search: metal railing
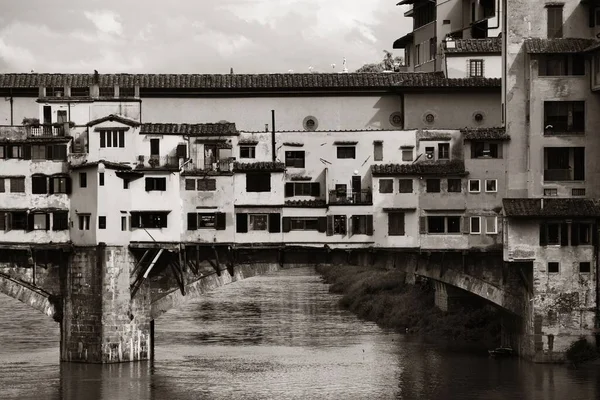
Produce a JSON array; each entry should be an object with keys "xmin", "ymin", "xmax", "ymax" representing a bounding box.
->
[{"xmin": 328, "ymin": 189, "xmax": 373, "ymax": 205}]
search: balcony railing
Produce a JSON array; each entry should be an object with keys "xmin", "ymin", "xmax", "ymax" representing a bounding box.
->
[
  {"xmin": 183, "ymin": 159, "xmax": 233, "ymax": 173},
  {"xmin": 544, "ymin": 169, "xmax": 572, "ymax": 181},
  {"xmin": 328, "ymin": 189, "xmax": 373, "ymax": 205},
  {"xmin": 27, "ymin": 125, "xmax": 67, "ymax": 137},
  {"xmin": 136, "ymin": 155, "xmax": 180, "ymax": 169}
]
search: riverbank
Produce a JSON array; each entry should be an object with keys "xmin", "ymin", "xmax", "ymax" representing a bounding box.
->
[{"xmin": 316, "ymin": 264, "xmax": 501, "ymax": 349}]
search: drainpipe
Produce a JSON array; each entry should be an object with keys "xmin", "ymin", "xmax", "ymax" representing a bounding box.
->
[
  {"xmin": 271, "ymin": 110, "xmax": 276, "ymax": 162},
  {"xmin": 9, "ymin": 88, "xmax": 13, "ymax": 125}
]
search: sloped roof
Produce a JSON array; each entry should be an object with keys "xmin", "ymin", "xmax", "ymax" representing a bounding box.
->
[
  {"xmin": 140, "ymin": 122, "xmax": 238, "ymax": 136},
  {"xmin": 445, "ymin": 38, "xmax": 501, "ymax": 54},
  {"xmin": 0, "ymin": 73, "xmax": 500, "ymax": 90},
  {"xmin": 86, "ymin": 114, "xmax": 140, "ymax": 127},
  {"xmin": 524, "ymin": 38, "xmax": 595, "ymax": 54},
  {"xmin": 372, "ymin": 160, "xmax": 467, "ymax": 176},
  {"xmin": 461, "ymin": 127, "xmax": 510, "ymax": 141},
  {"xmin": 69, "ymin": 160, "xmax": 132, "ymax": 171},
  {"xmin": 503, "ymin": 198, "xmax": 600, "ymax": 218}
]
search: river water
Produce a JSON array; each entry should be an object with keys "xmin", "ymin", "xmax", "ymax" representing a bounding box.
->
[{"xmin": 1, "ymin": 267, "xmax": 599, "ymax": 400}]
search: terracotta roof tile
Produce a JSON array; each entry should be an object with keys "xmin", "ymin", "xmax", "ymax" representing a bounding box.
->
[
  {"xmin": 0, "ymin": 73, "xmax": 500, "ymax": 90},
  {"xmin": 140, "ymin": 122, "xmax": 237, "ymax": 136},
  {"xmin": 233, "ymin": 162, "xmax": 285, "ymax": 172},
  {"xmin": 372, "ymin": 160, "xmax": 467, "ymax": 176},
  {"xmin": 461, "ymin": 127, "xmax": 510, "ymax": 141},
  {"xmin": 524, "ymin": 38, "xmax": 595, "ymax": 54},
  {"xmin": 445, "ymin": 38, "xmax": 501, "ymax": 54},
  {"xmin": 87, "ymin": 114, "xmax": 140, "ymax": 127},
  {"xmin": 503, "ymin": 198, "xmax": 600, "ymax": 217},
  {"xmin": 284, "ymin": 199, "xmax": 327, "ymax": 207}
]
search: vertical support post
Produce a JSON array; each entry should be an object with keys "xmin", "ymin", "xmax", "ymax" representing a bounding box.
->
[
  {"xmin": 150, "ymin": 319, "xmax": 155, "ymax": 360},
  {"xmin": 271, "ymin": 110, "xmax": 276, "ymax": 162}
]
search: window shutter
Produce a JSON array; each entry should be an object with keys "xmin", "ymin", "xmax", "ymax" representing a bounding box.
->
[
  {"xmin": 539, "ymin": 223, "xmax": 548, "ymax": 246},
  {"xmin": 560, "ymin": 223, "xmax": 569, "ymax": 246},
  {"xmin": 5, "ymin": 213, "xmax": 12, "ymax": 232},
  {"xmin": 282, "ymin": 217, "xmax": 291, "ymax": 233},
  {"xmin": 176, "ymin": 144, "xmax": 187, "ymax": 158},
  {"xmin": 311, "ymin": 182, "xmax": 320, "ymax": 196},
  {"xmin": 26, "ymin": 213, "xmax": 34, "ymax": 232},
  {"xmin": 481, "ymin": 60, "xmax": 485, "ymax": 77},
  {"xmin": 100, "ymin": 132, "xmax": 106, "ymax": 148},
  {"xmin": 593, "ymin": 223, "xmax": 599, "ymax": 246},
  {"xmin": 318, "ymin": 217, "xmax": 327, "ymax": 233},
  {"xmin": 65, "ymin": 177, "xmax": 72, "ymax": 194},
  {"xmin": 571, "ymin": 223, "xmax": 580, "ymax": 246},
  {"xmin": 285, "ymin": 183, "xmax": 294, "ymax": 197},
  {"xmin": 48, "ymin": 177, "xmax": 54, "ymax": 194},
  {"xmin": 348, "ymin": 216, "xmax": 354, "ymax": 236},
  {"xmin": 268, "ymin": 213, "xmax": 281, "ymax": 233},
  {"xmin": 366, "ymin": 215, "xmax": 374, "ymax": 236},
  {"xmin": 419, "ymin": 216, "xmax": 427, "ymax": 234},
  {"xmin": 52, "ymin": 213, "xmax": 60, "ymax": 231},
  {"xmin": 23, "ymin": 145, "xmax": 31, "ymax": 160},
  {"xmin": 326, "ymin": 215, "xmax": 334, "ymax": 236},
  {"xmin": 236, "ymin": 213, "xmax": 248, "ymax": 233},
  {"xmin": 216, "ymin": 212, "xmax": 226, "ymax": 230},
  {"xmin": 46, "ymin": 144, "xmax": 53, "ymax": 160},
  {"xmin": 119, "ymin": 131, "xmax": 125, "ymax": 148},
  {"xmin": 462, "ymin": 216, "xmax": 470, "ymax": 234},
  {"xmin": 45, "ymin": 213, "xmax": 50, "ymax": 231},
  {"xmin": 145, "ymin": 178, "xmax": 151, "ymax": 191},
  {"xmin": 187, "ymin": 213, "xmax": 197, "ymax": 230}
]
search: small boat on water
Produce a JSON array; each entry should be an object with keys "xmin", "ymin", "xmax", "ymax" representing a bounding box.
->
[{"xmin": 488, "ymin": 347, "xmax": 514, "ymax": 358}]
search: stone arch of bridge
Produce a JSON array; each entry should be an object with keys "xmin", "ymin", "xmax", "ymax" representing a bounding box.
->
[{"xmin": 0, "ymin": 272, "xmax": 60, "ymax": 321}]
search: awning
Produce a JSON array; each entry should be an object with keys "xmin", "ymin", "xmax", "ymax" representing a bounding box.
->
[{"xmin": 393, "ymin": 33, "xmax": 414, "ymax": 49}]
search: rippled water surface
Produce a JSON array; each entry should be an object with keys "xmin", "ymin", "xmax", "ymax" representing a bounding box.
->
[{"xmin": 1, "ymin": 267, "xmax": 600, "ymax": 399}]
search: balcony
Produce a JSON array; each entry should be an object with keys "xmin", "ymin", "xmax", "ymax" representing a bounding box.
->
[
  {"xmin": 182, "ymin": 158, "xmax": 234, "ymax": 174},
  {"xmin": 328, "ymin": 189, "xmax": 373, "ymax": 205},
  {"xmin": 136, "ymin": 155, "xmax": 180, "ymax": 170},
  {"xmin": 27, "ymin": 125, "xmax": 68, "ymax": 137}
]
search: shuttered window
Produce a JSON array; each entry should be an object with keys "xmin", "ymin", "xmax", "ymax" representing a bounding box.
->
[
  {"xmin": 547, "ymin": 6, "xmax": 563, "ymax": 38},
  {"xmin": 388, "ymin": 213, "xmax": 405, "ymax": 236}
]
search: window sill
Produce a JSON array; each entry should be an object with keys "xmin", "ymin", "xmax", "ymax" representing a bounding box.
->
[{"xmin": 543, "ymin": 132, "xmax": 584, "ymax": 136}]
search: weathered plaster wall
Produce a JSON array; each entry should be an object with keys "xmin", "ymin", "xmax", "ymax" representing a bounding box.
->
[{"xmin": 69, "ymin": 166, "xmax": 98, "ymax": 245}]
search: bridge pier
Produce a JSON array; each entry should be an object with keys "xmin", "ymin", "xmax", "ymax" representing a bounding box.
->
[{"xmin": 61, "ymin": 245, "xmax": 151, "ymax": 363}]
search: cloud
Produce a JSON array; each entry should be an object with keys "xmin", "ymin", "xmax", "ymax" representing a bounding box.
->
[
  {"xmin": 83, "ymin": 10, "xmax": 123, "ymax": 36},
  {"xmin": 0, "ymin": 37, "xmax": 35, "ymax": 71}
]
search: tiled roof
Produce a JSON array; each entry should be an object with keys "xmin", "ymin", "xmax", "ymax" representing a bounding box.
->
[
  {"xmin": 372, "ymin": 160, "xmax": 467, "ymax": 176},
  {"xmin": 140, "ymin": 123, "xmax": 237, "ymax": 136},
  {"xmin": 233, "ymin": 161, "xmax": 286, "ymax": 172},
  {"xmin": 284, "ymin": 199, "xmax": 327, "ymax": 207},
  {"xmin": 0, "ymin": 73, "xmax": 500, "ymax": 90},
  {"xmin": 445, "ymin": 38, "xmax": 501, "ymax": 54},
  {"xmin": 87, "ymin": 114, "xmax": 140, "ymax": 127},
  {"xmin": 503, "ymin": 198, "xmax": 600, "ymax": 218},
  {"xmin": 583, "ymin": 40, "xmax": 600, "ymax": 53},
  {"xmin": 524, "ymin": 38, "xmax": 595, "ymax": 54},
  {"xmin": 461, "ymin": 127, "xmax": 510, "ymax": 141},
  {"xmin": 69, "ymin": 160, "xmax": 132, "ymax": 171}
]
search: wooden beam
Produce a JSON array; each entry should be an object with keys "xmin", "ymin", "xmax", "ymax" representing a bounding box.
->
[
  {"xmin": 226, "ymin": 246, "xmax": 235, "ymax": 277},
  {"xmin": 169, "ymin": 262, "xmax": 185, "ymax": 296},
  {"xmin": 131, "ymin": 249, "xmax": 164, "ymax": 298},
  {"xmin": 212, "ymin": 246, "xmax": 222, "ymax": 276},
  {"xmin": 130, "ymin": 249, "xmax": 150, "ymax": 278}
]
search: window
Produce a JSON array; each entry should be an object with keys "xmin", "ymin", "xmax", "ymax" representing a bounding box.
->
[
  {"xmin": 0, "ymin": 145, "xmax": 4, "ymax": 159},
  {"xmin": 374, "ymin": 142, "xmax": 383, "ymax": 161},
  {"xmin": 99, "ymin": 173, "xmax": 105, "ymax": 186},
  {"xmin": 198, "ymin": 213, "xmax": 216, "ymax": 228},
  {"xmin": 289, "ymin": 217, "xmax": 320, "ymax": 231},
  {"xmin": 51, "ymin": 176, "xmax": 68, "ymax": 194},
  {"xmin": 470, "ymin": 216, "xmax": 481, "ymax": 234},
  {"xmin": 240, "ymin": 146, "xmax": 256, "ymax": 159},
  {"xmin": 197, "ymin": 179, "xmax": 217, "ymax": 191},
  {"xmin": 10, "ymin": 178, "xmax": 25, "ymax": 193},
  {"xmin": 426, "ymin": 179, "xmax": 441, "ymax": 193},
  {"xmin": 544, "ymin": 188, "xmax": 558, "ymax": 196},
  {"xmin": 544, "ymin": 102, "xmax": 584, "ymax": 134},
  {"xmin": 571, "ymin": 222, "xmax": 592, "ymax": 245},
  {"xmin": 285, "ymin": 151, "xmax": 305, "ymax": 168},
  {"xmin": 485, "ymin": 216, "xmax": 498, "ymax": 234},
  {"xmin": 330, "ymin": 215, "xmax": 347, "ymax": 235},
  {"xmin": 119, "ymin": 87, "xmax": 135, "ymax": 98},
  {"xmin": 71, "ymin": 87, "xmax": 90, "ymax": 97},
  {"xmin": 572, "ymin": 188, "xmax": 586, "ymax": 196},
  {"xmin": 351, "ymin": 215, "xmax": 374, "ymax": 235},
  {"xmin": 150, "ymin": 139, "xmax": 160, "ymax": 156},
  {"xmin": 78, "ymin": 214, "xmax": 91, "ymax": 230},
  {"xmin": 121, "ymin": 216, "xmax": 127, "ymax": 231},
  {"xmin": 414, "ymin": 2, "xmax": 435, "ymax": 29},
  {"xmin": 580, "ymin": 262, "xmax": 591, "ymax": 273},
  {"xmin": 469, "ymin": 59, "xmax": 484, "ymax": 77},
  {"xmin": 185, "ymin": 179, "xmax": 196, "ymax": 190},
  {"xmin": 337, "ymin": 146, "xmax": 356, "ymax": 159},
  {"xmin": 53, "ymin": 212, "xmax": 69, "ymax": 231},
  {"xmin": 249, "ymin": 214, "xmax": 268, "ymax": 231},
  {"xmin": 45, "ymin": 87, "xmax": 63, "ymax": 97},
  {"xmin": 131, "ymin": 212, "xmax": 168, "ymax": 229},
  {"xmin": 448, "ymin": 179, "xmax": 462, "ymax": 193},
  {"xmin": 429, "ymin": 37, "xmax": 436, "ymax": 61},
  {"xmin": 8, "ymin": 145, "xmax": 22, "ymax": 159},
  {"xmin": 246, "ymin": 173, "xmax": 271, "ymax": 192},
  {"xmin": 98, "ymin": 216, "xmax": 106, "ymax": 229},
  {"xmin": 80, "ymin": 173, "xmax": 87, "ymax": 188},
  {"xmin": 145, "ymin": 177, "xmax": 167, "ymax": 191},
  {"xmin": 398, "ymin": 179, "xmax": 413, "ymax": 193},
  {"xmin": 99, "ymin": 130, "xmax": 125, "ymax": 148},
  {"xmin": 285, "ymin": 182, "xmax": 320, "ymax": 197},
  {"xmin": 547, "ymin": 6, "xmax": 563, "ymax": 38},
  {"xmin": 379, "ymin": 179, "xmax": 393, "ymax": 194},
  {"xmin": 471, "ymin": 142, "xmax": 500, "ymax": 158},
  {"xmin": 539, "ymin": 54, "xmax": 585, "ymax": 76},
  {"xmin": 335, "ymin": 184, "xmax": 347, "ymax": 197},
  {"xmin": 438, "ymin": 143, "xmax": 450, "ymax": 160},
  {"xmin": 402, "ymin": 149, "xmax": 413, "ymax": 161},
  {"xmin": 485, "ymin": 179, "xmax": 497, "ymax": 193},
  {"xmin": 469, "ymin": 179, "xmax": 481, "ymax": 193},
  {"xmin": 32, "ymin": 175, "xmax": 47, "ymax": 194},
  {"xmin": 425, "ymin": 216, "xmax": 461, "ymax": 234},
  {"xmin": 0, "ymin": 179, "xmax": 4, "ymax": 193},
  {"xmin": 388, "ymin": 212, "xmax": 405, "ymax": 236},
  {"xmin": 544, "ymin": 147, "xmax": 585, "ymax": 181},
  {"xmin": 187, "ymin": 212, "xmax": 226, "ymax": 230},
  {"xmin": 548, "ymin": 262, "xmax": 560, "ymax": 273},
  {"xmin": 425, "ymin": 147, "xmax": 434, "ymax": 159},
  {"xmin": 99, "ymin": 87, "xmax": 114, "ymax": 97},
  {"xmin": 539, "ymin": 222, "xmax": 568, "ymax": 246},
  {"xmin": 32, "ymin": 145, "xmax": 46, "ymax": 160}
]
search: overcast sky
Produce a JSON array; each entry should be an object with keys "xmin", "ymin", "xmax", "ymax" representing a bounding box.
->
[{"xmin": 0, "ymin": 0, "xmax": 410, "ymax": 74}]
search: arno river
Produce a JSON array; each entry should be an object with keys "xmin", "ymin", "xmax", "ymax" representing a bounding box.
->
[{"xmin": 0, "ymin": 267, "xmax": 599, "ymax": 400}]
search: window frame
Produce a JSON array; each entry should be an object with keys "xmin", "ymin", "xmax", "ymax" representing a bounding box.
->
[
  {"xmin": 78, "ymin": 214, "xmax": 91, "ymax": 230},
  {"xmin": 285, "ymin": 151, "xmax": 306, "ymax": 168},
  {"xmin": 547, "ymin": 261, "xmax": 560, "ymax": 273},
  {"xmin": 470, "ymin": 216, "xmax": 481, "ymax": 234},
  {"xmin": 246, "ymin": 173, "xmax": 271, "ymax": 192},
  {"xmin": 379, "ymin": 179, "xmax": 394, "ymax": 194},
  {"xmin": 579, "ymin": 262, "xmax": 591, "ymax": 273},
  {"xmin": 249, "ymin": 214, "xmax": 269, "ymax": 231},
  {"xmin": 401, "ymin": 149, "xmax": 413, "ymax": 161},
  {"xmin": 485, "ymin": 179, "xmax": 498, "ymax": 193},
  {"xmin": 447, "ymin": 178, "xmax": 462, "ymax": 193},
  {"xmin": 485, "ymin": 216, "xmax": 498, "ymax": 234},
  {"xmin": 468, "ymin": 179, "xmax": 481, "ymax": 193},
  {"xmin": 398, "ymin": 179, "xmax": 413, "ymax": 193},
  {"xmin": 468, "ymin": 59, "xmax": 484, "ymax": 77},
  {"xmin": 388, "ymin": 212, "xmax": 405, "ymax": 236},
  {"xmin": 9, "ymin": 177, "xmax": 25, "ymax": 193},
  {"xmin": 239, "ymin": 146, "xmax": 256, "ymax": 159},
  {"xmin": 438, "ymin": 143, "xmax": 450, "ymax": 160},
  {"xmin": 336, "ymin": 146, "xmax": 356, "ymax": 159}
]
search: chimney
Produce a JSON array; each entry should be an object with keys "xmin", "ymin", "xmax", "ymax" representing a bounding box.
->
[
  {"xmin": 93, "ymin": 69, "xmax": 99, "ymax": 84},
  {"xmin": 540, "ymin": 198, "xmax": 544, "ymax": 209},
  {"xmin": 230, "ymin": 67, "xmax": 234, "ymax": 75}
]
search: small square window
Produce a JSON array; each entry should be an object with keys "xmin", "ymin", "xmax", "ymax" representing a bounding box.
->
[
  {"xmin": 401, "ymin": 149, "xmax": 413, "ymax": 161},
  {"xmin": 448, "ymin": 179, "xmax": 462, "ymax": 193},
  {"xmin": 398, "ymin": 179, "xmax": 413, "ymax": 193},
  {"xmin": 544, "ymin": 188, "xmax": 558, "ymax": 196},
  {"xmin": 379, "ymin": 179, "xmax": 393, "ymax": 193},
  {"xmin": 337, "ymin": 146, "xmax": 356, "ymax": 159},
  {"xmin": 469, "ymin": 179, "xmax": 480, "ymax": 193},
  {"xmin": 185, "ymin": 179, "xmax": 196, "ymax": 191},
  {"xmin": 548, "ymin": 262, "xmax": 560, "ymax": 273},
  {"xmin": 580, "ymin": 262, "xmax": 591, "ymax": 273},
  {"xmin": 485, "ymin": 179, "xmax": 497, "ymax": 193},
  {"xmin": 426, "ymin": 179, "xmax": 441, "ymax": 193},
  {"xmin": 99, "ymin": 216, "xmax": 106, "ymax": 229},
  {"xmin": 470, "ymin": 216, "xmax": 481, "ymax": 234},
  {"xmin": 240, "ymin": 146, "xmax": 256, "ymax": 159}
]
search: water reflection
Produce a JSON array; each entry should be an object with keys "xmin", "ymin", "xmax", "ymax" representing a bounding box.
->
[{"xmin": 0, "ymin": 267, "xmax": 599, "ymax": 399}]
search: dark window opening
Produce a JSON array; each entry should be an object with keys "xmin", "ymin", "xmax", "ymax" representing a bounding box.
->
[
  {"xmin": 197, "ymin": 179, "xmax": 217, "ymax": 191},
  {"xmin": 426, "ymin": 216, "xmax": 462, "ymax": 234},
  {"xmin": 580, "ymin": 262, "xmax": 591, "ymax": 273},
  {"xmin": 71, "ymin": 87, "xmax": 90, "ymax": 97},
  {"xmin": 471, "ymin": 141, "xmax": 500, "ymax": 158},
  {"xmin": 448, "ymin": 179, "xmax": 462, "ymax": 193},
  {"xmin": 99, "ymin": 173, "xmax": 104, "ymax": 186},
  {"xmin": 131, "ymin": 212, "xmax": 168, "ymax": 229},
  {"xmin": 426, "ymin": 179, "xmax": 441, "ymax": 193},
  {"xmin": 547, "ymin": 6, "xmax": 563, "ymax": 38},
  {"xmin": 246, "ymin": 173, "xmax": 271, "ymax": 192},
  {"xmin": 32, "ymin": 175, "xmax": 47, "ymax": 194},
  {"xmin": 398, "ymin": 179, "xmax": 413, "ymax": 193},
  {"xmin": 53, "ymin": 212, "xmax": 69, "ymax": 231},
  {"xmin": 240, "ymin": 146, "xmax": 256, "ymax": 159},
  {"xmin": 548, "ymin": 262, "xmax": 560, "ymax": 273},
  {"xmin": 145, "ymin": 177, "xmax": 167, "ymax": 191},
  {"xmin": 374, "ymin": 142, "xmax": 383, "ymax": 161},
  {"xmin": 185, "ymin": 179, "xmax": 196, "ymax": 191},
  {"xmin": 98, "ymin": 216, "xmax": 106, "ymax": 229},
  {"xmin": 285, "ymin": 151, "xmax": 305, "ymax": 168},
  {"xmin": 469, "ymin": 59, "xmax": 484, "ymax": 77},
  {"xmin": 351, "ymin": 215, "xmax": 374, "ymax": 235},
  {"xmin": 150, "ymin": 139, "xmax": 160, "ymax": 156},
  {"xmin": 544, "ymin": 147, "xmax": 585, "ymax": 181},
  {"xmin": 539, "ymin": 54, "xmax": 585, "ymax": 76},
  {"xmin": 379, "ymin": 179, "xmax": 393, "ymax": 193},
  {"xmin": 10, "ymin": 178, "xmax": 25, "ymax": 193},
  {"xmin": 79, "ymin": 172, "xmax": 87, "ymax": 188},
  {"xmin": 544, "ymin": 102, "xmax": 584, "ymax": 134},
  {"xmin": 337, "ymin": 146, "xmax": 356, "ymax": 159},
  {"xmin": 285, "ymin": 182, "xmax": 320, "ymax": 197}
]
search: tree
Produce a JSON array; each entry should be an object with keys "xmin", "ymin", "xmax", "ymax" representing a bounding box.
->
[{"xmin": 356, "ymin": 50, "xmax": 404, "ymax": 73}]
